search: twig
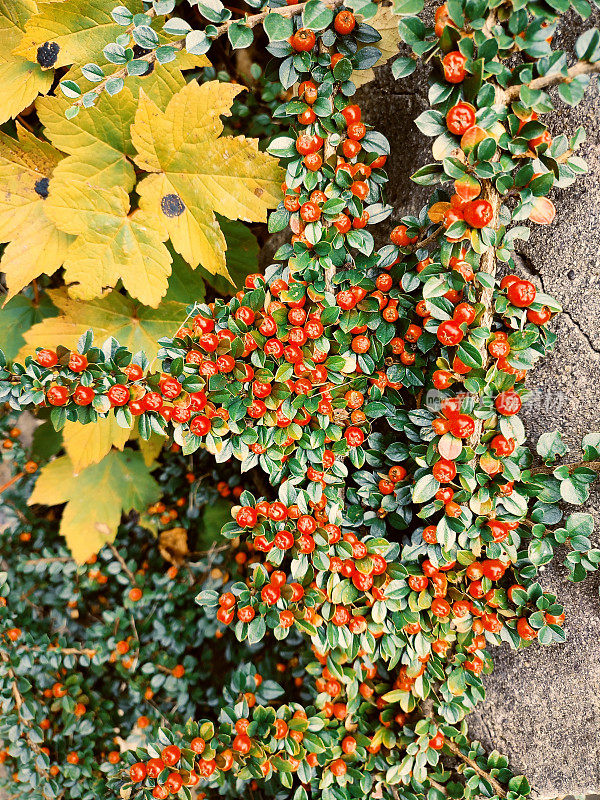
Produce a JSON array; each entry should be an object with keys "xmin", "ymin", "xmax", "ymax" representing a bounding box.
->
[
  {"xmin": 428, "ymin": 777, "xmax": 449, "ymax": 795},
  {"xmin": 25, "ymin": 556, "xmax": 73, "ymax": 565},
  {"xmin": 503, "ymin": 60, "xmax": 600, "ymax": 103},
  {"xmin": 108, "ymin": 542, "xmax": 137, "ymax": 584},
  {"xmin": 445, "ymin": 740, "xmax": 507, "ymax": 798},
  {"xmin": 528, "ymin": 459, "xmax": 600, "ymax": 476},
  {"xmin": 412, "ymin": 224, "xmax": 444, "ymax": 252},
  {"xmin": 0, "ymin": 471, "xmax": 24, "ymax": 495}
]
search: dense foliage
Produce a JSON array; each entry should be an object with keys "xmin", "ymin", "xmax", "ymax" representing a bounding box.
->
[{"xmin": 1, "ymin": 0, "xmax": 600, "ymax": 799}]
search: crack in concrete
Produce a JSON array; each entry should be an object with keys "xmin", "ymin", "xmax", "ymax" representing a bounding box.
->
[
  {"xmin": 561, "ymin": 309, "xmax": 600, "ymax": 356},
  {"xmin": 514, "ymin": 250, "xmax": 600, "ymax": 356},
  {"xmin": 514, "ymin": 249, "xmax": 547, "ymax": 293}
]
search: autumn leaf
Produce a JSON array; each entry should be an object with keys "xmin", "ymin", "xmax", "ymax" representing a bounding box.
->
[
  {"xmin": 18, "ymin": 255, "xmax": 206, "ymax": 361},
  {"xmin": 35, "ymin": 54, "xmax": 210, "ymax": 190},
  {"xmin": 0, "ymin": 124, "xmax": 74, "ymax": 300},
  {"xmin": 0, "ymin": 0, "xmax": 53, "ymax": 123},
  {"xmin": 63, "ymin": 415, "xmax": 131, "ymax": 473},
  {"xmin": 351, "ymin": 6, "xmax": 401, "ymax": 88},
  {"xmin": 15, "ymin": 0, "xmax": 142, "ymax": 70},
  {"xmin": 44, "ymin": 159, "xmax": 172, "ymax": 306},
  {"xmin": 132, "ymin": 80, "xmax": 282, "ymax": 278},
  {"xmin": 28, "ymin": 450, "xmax": 160, "ymax": 562}
]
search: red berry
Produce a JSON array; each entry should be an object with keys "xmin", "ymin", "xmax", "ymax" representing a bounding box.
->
[
  {"xmin": 446, "ymin": 102, "xmax": 476, "ymax": 135},
  {"xmin": 129, "ymin": 762, "xmax": 147, "ymax": 782},
  {"xmin": 73, "ymin": 385, "xmax": 95, "ymax": 406},
  {"xmin": 442, "ymin": 51, "xmax": 467, "ymax": 83},
  {"xmin": 436, "ymin": 320, "xmax": 464, "ymax": 346},
  {"xmin": 517, "ymin": 617, "xmax": 538, "ymax": 640},
  {"xmin": 495, "ymin": 391, "xmax": 522, "ymax": 416},
  {"xmin": 107, "ymin": 384, "xmax": 130, "ymax": 407},
  {"xmin": 507, "ymin": 279, "xmax": 536, "ymax": 307},
  {"xmin": 46, "ymin": 385, "xmax": 68, "ymax": 406},
  {"xmin": 68, "ymin": 353, "xmax": 88, "ymax": 372},
  {"xmin": 390, "ymin": 224, "xmax": 417, "ymax": 246},
  {"xmin": 161, "ymin": 745, "xmax": 181, "ymax": 767},
  {"xmin": 291, "ymin": 28, "xmax": 316, "ymax": 51},
  {"xmin": 463, "ymin": 199, "xmax": 494, "ymax": 228},
  {"xmin": 36, "ymin": 349, "xmax": 58, "ymax": 368},
  {"xmin": 334, "ymin": 9, "xmax": 356, "ymax": 33}
]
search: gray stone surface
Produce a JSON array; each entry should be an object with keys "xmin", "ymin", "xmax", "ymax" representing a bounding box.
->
[{"xmin": 355, "ymin": 9, "xmax": 600, "ymax": 797}]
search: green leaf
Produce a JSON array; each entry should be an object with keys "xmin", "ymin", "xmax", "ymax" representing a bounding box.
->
[
  {"xmin": 302, "ymin": 0, "xmax": 334, "ymax": 30},
  {"xmin": 228, "ymin": 22, "xmax": 254, "ymax": 49},
  {"xmin": 0, "ymin": 292, "xmax": 58, "ymax": 360},
  {"xmin": 536, "ymin": 430, "xmax": 568, "ymax": 464},
  {"xmin": 263, "ymin": 13, "xmax": 293, "ymax": 41},
  {"xmin": 412, "ymin": 473, "xmax": 439, "ymax": 503}
]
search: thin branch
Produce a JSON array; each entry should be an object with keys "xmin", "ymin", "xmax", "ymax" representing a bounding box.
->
[
  {"xmin": 25, "ymin": 556, "xmax": 73, "ymax": 565},
  {"xmin": 503, "ymin": 60, "xmax": 600, "ymax": 102},
  {"xmin": 108, "ymin": 543, "xmax": 137, "ymax": 584},
  {"xmin": 412, "ymin": 224, "xmax": 444, "ymax": 252},
  {"xmin": 428, "ymin": 777, "xmax": 449, "ymax": 795},
  {"xmin": 528, "ymin": 459, "xmax": 600, "ymax": 476},
  {"xmin": 18, "ymin": 644, "xmax": 98, "ymax": 658},
  {"xmin": 445, "ymin": 740, "xmax": 507, "ymax": 798},
  {"xmin": 0, "ymin": 471, "xmax": 24, "ymax": 495}
]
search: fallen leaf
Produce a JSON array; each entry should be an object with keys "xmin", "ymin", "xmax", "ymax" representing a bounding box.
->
[
  {"xmin": 159, "ymin": 527, "xmax": 189, "ymax": 565},
  {"xmin": 36, "ymin": 54, "xmax": 210, "ymax": 190},
  {"xmin": 0, "ymin": 0, "xmax": 53, "ymax": 123},
  {"xmin": 351, "ymin": 6, "xmax": 401, "ymax": 88},
  {"xmin": 28, "ymin": 450, "xmax": 160, "ymax": 562},
  {"xmin": 132, "ymin": 80, "xmax": 282, "ymax": 278}
]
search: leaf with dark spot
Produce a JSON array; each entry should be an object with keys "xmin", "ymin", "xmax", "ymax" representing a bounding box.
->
[
  {"xmin": 161, "ymin": 193, "xmax": 186, "ymax": 217},
  {"xmin": 36, "ymin": 41, "xmax": 60, "ymax": 68},
  {"xmin": 35, "ymin": 177, "xmax": 50, "ymax": 199}
]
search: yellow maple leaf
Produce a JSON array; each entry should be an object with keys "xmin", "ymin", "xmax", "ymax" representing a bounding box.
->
[
  {"xmin": 43, "ymin": 158, "xmax": 172, "ymax": 306},
  {"xmin": 0, "ymin": 0, "xmax": 53, "ymax": 123},
  {"xmin": 15, "ymin": 0, "xmax": 142, "ymax": 70},
  {"xmin": 28, "ymin": 450, "xmax": 160, "ymax": 562},
  {"xmin": 0, "ymin": 124, "xmax": 74, "ymax": 300},
  {"xmin": 132, "ymin": 80, "xmax": 283, "ymax": 278},
  {"xmin": 35, "ymin": 54, "xmax": 210, "ymax": 191},
  {"xmin": 18, "ymin": 254, "xmax": 205, "ymax": 361},
  {"xmin": 351, "ymin": 6, "xmax": 401, "ymax": 88},
  {"xmin": 63, "ymin": 415, "xmax": 131, "ymax": 473}
]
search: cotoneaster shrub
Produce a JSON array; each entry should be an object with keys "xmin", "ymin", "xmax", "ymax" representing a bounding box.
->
[{"xmin": 1, "ymin": 0, "xmax": 600, "ymax": 799}]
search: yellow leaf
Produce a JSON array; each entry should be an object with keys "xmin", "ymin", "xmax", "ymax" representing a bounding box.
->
[
  {"xmin": 28, "ymin": 451, "xmax": 160, "ymax": 562},
  {"xmin": 18, "ymin": 255, "xmax": 205, "ymax": 361},
  {"xmin": 131, "ymin": 425, "xmax": 166, "ymax": 467},
  {"xmin": 351, "ymin": 6, "xmax": 401, "ymax": 88},
  {"xmin": 44, "ymin": 159, "xmax": 172, "ymax": 306},
  {"xmin": 0, "ymin": 124, "xmax": 74, "ymax": 299},
  {"xmin": 63, "ymin": 415, "xmax": 131, "ymax": 473},
  {"xmin": 35, "ymin": 53, "xmax": 210, "ymax": 190},
  {"xmin": 132, "ymin": 81, "xmax": 282, "ymax": 277},
  {"xmin": 15, "ymin": 0, "xmax": 142, "ymax": 70},
  {"xmin": 0, "ymin": 0, "xmax": 53, "ymax": 123}
]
